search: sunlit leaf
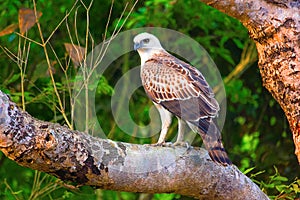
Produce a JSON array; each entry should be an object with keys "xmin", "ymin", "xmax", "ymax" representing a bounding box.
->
[
  {"xmin": 235, "ymin": 116, "xmax": 246, "ymax": 125},
  {"xmin": 272, "ymin": 175, "xmax": 288, "ymax": 182},
  {"xmin": 233, "ymin": 38, "xmax": 244, "ymax": 49},
  {"xmin": 275, "ymin": 185, "xmax": 287, "ymax": 192},
  {"xmin": 18, "ymin": 8, "xmax": 42, "ymax": 35},
  {"xmin": 243, "ymin": 167, "xmax": 255, "ymax": 175},
  {"xmin": 0, "ymin": 24, "xmax": 18, "ymax": 37},
  {"xmin": 270, "ymin": 116, "xmax": 276, "ymax": 126},
  {"xmin": 292, "ymin": 182, "xmax": 300, "ymax": 192},
  {"xmin": 64, "ymin": 43, "xmax": 85, "ymax": 67}
]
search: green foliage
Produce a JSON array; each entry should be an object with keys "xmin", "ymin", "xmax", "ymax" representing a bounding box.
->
[
  {"xmin": 246, "ymin": 166, "xmax": 300, "ymax": 199},
  {"xmin": 226, "ymin": 79, "xmax": 259, "ymax": 110},
  {"xmin": 97, "ymin": 76, "xmax": 114, "ymax": 96},
  {"xmin": 237, "ymin": 131, "xmax": 260, "ymax": 170},
  {"xmin": 0, "ymin": 0, "xmax": 299, "ymax": 199}
]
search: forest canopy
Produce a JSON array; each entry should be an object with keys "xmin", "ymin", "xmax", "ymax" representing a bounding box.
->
[{"xmin": 0, "ymin": 0, "xmax": 299, "ymax": 199}]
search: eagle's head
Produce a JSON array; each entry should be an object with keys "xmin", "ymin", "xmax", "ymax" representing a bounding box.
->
[
  {"xmin": 133, "ymin": 32, "xmax": 164, "ymax": 52},
  {"xmin": 133, "ymin": 33, "xmax": 165, "ymax": 65}
]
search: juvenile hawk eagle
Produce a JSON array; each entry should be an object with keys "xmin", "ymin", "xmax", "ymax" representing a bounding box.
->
[{"xmin": 133, "ymin": 32, "xmax": 231, "ymax": 165}]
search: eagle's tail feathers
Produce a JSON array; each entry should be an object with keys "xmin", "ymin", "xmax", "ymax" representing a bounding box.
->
[
  {"xmin": 208, "ymin": 143, "xmax": 232, "ymax": 166},
  {"xmin": 187, "ymin": 119, "xmax": 232, "ymax": 166}
]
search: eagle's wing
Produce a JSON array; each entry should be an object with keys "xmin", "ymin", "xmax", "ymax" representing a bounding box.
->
[
  {"xmin": 141, "ymin": 54, "xmax": 219, "ymax": 121},
  {"xmin": 141, "ymin": 53, "xmax": 231, "ymax": 165}
]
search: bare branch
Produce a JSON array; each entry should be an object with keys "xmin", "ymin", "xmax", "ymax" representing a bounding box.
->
[{"xmin": 0, "ymin": 91, "xmax": 268, "ymax": 199}]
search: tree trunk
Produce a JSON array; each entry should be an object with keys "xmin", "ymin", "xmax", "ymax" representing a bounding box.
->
[
  {"xmin": 200, "ymin": 0, "xmax": 300, "ymax": 162},
  {"xmin": 0, "ymin": 91, "xmax": 268, "ymax": 199}
]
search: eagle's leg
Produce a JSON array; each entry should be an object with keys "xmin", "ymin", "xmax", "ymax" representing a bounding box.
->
[
  {"xmin": 173, "ymin": 118, "xmax": 190, "ymax": 148},
  {"xmin": 154, "ymin": 103, "xmax": 172, "ymax": 145},
  {"xmin": 173, "ymin": 118, "xmax": 185, "ymax": 144}
]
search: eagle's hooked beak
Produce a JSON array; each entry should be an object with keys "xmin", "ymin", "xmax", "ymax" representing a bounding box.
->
[{"xmin": 134, "ymin": 42, "xmax": 141, "ymax": 51}]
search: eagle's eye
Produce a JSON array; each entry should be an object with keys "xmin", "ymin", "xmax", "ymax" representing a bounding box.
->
[{"xmin": 143, "ymin": 38, "xmax": 150, "ymax": 44}]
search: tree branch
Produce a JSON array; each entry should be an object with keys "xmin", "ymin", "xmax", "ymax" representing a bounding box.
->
[
  {"xmin": 0, "ymin": 91, "xmax": 268, "ymax": 199},
  {"xmin": 200, "ymin": 0, "xmax": 300, "ymax": 162}
]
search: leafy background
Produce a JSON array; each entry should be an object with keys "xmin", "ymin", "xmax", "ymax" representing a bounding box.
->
[{"xmin": 0, "ymin": 0, "xmax": 299, "ymax": 199}]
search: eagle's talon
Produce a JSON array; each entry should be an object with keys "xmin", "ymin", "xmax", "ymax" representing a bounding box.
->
[
  {"xmin": 150, "ymin": 142, "xmax": 173, "ymax": 147},
  {"xmin": 152, "ymin": 142, "xmax": 164, "ymax": 147},
  {"xmin": 163, "ymin": 142, "xmax": 173, "ymax": 147},
  {"xmin": 173, "ymin": 141, "xmax": 190, "ymax": 148}
]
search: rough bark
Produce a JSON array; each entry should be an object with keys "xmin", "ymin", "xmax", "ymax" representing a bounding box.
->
[
  {"xmin": 200, "ymin": 0, "xmax": 300, "ymax": 162},
  {"xmin": 0, "ymin": 91, "xmax": 268, "ymax": 199}
]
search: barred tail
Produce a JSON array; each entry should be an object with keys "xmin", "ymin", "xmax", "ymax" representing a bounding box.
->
[
  {"xmin": 207, "ymin": 140, "xmax": 232, "ymax": 166},
  {"xmin": 187, "ymin": 118, "xmax": 232, "ymax": 166}
]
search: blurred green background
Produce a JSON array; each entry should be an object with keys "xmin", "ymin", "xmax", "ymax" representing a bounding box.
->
[{"xmin": 0, "ymin": 0, "xmax": 299, "ymax": 199}]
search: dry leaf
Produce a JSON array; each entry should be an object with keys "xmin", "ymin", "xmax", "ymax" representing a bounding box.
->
[
  {"xmin": 64, "ymin": 43, "xmax": 85, "ymax": 66},
  {"xmin": 18, "ymin": 8, "xmax": 42, "ymax": 35},
  {"xmin": 0, "ymin": 24, "xmax": 18, "ymax": 37}
]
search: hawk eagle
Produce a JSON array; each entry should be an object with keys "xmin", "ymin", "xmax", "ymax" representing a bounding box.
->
[{"xmin": 133, "ymin": 32, "xmax": 231, "ymax": 165}]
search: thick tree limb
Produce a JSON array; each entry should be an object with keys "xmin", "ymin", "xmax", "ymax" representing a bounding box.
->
[
  {"xmin": 0, "ymin": 91, "xmax": 268, "ymax": 199},
  {"xmin": 200, "ymin": 0, "xmax": 300, "ymax": 162}
]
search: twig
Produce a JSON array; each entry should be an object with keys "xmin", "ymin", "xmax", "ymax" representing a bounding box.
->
[
  {"xmin": 33, "ymin": 0, "xmax": 72, "ymax": 128},
  {"xmin": 44, "ymin": 0, "xmax": 79, "ymax": 45}
]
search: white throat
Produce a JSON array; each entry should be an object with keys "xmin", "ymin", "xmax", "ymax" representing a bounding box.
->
[{"xmin": 137, "ymin": 48, "xmax": 164, "ymax": 66}]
